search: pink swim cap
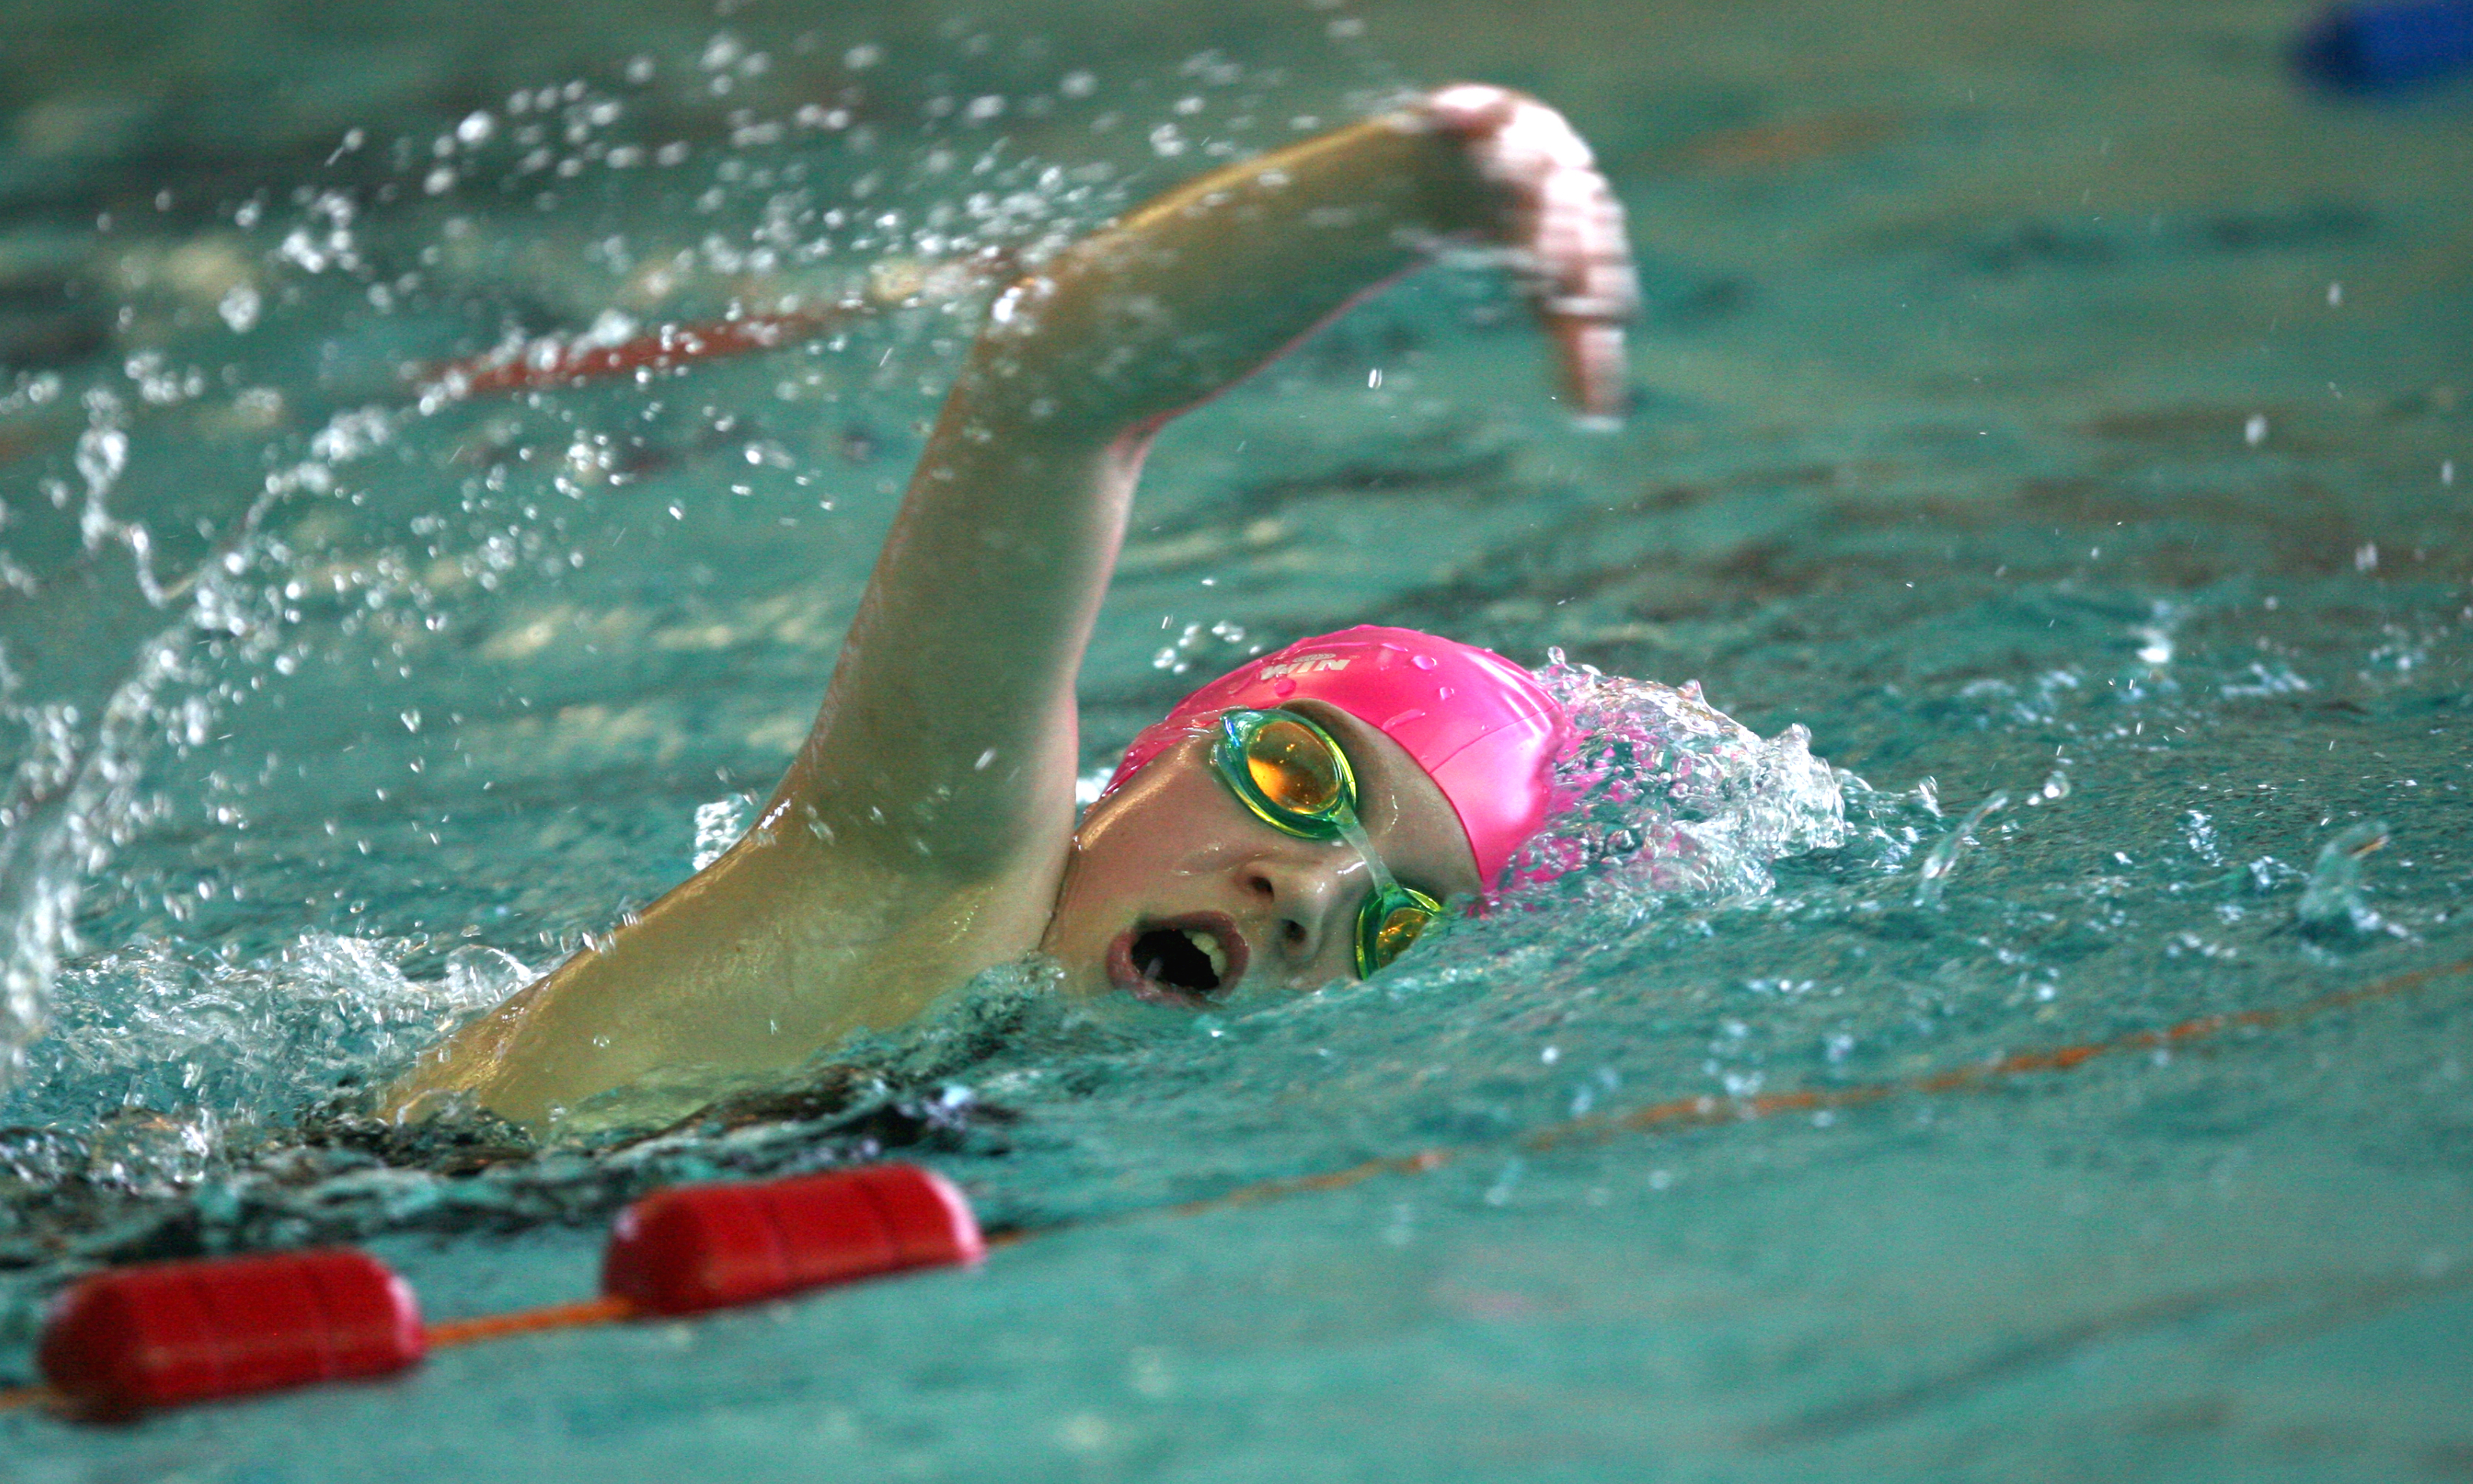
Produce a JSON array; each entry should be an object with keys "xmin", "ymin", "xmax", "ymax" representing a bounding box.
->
[{"xmin": 1105, "ymin": 626, "xmax": 1572, "ymax": 889}]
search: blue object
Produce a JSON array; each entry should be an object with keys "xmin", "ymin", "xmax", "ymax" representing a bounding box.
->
[{"xmin": 2296, "ymin": 0, "xmax": 2473, "ymax": 90}]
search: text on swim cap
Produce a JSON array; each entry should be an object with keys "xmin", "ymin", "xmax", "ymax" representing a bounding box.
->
[{"xmin": 1255, "ymin": 653, "xmax": 1351, "ymax": 679}]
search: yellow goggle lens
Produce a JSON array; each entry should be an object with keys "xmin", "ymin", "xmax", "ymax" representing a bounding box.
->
[
  {"xmin": 1356, "ymin": 884, "xmax": 1442, "ymax": 976},
  {"xmin": 1370, "ymin": 903, "xmax": 1430, "ymax": 966},
  {"xmin": 1244, "ymin": 716, "xmax": 1346, "ymax": 816}
]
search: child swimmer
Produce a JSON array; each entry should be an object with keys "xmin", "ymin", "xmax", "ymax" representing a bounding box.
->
[{"xmin": 387, "ymin": 84, "xmax": 1638, "ymax": 1127}]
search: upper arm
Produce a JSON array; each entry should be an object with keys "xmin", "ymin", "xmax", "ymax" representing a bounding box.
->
[{"xmin": 772, "ymin": 411, "xmax": 1131, "ymax": 880}]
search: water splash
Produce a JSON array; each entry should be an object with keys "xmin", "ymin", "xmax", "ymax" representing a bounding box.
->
[
  {"xmin": 0, "ymin": 397, "xmax": 403, "ymax": 1088},
  {"xmin": 691, "ymin": 794, "xmax": 752, "ymax": 871},
  {"xmin": 1505, "ymin": 653, "xmax": 1847, "ymax": 905},
  {"xmin": 0, "ymin": 637, "xmax": 180, "ymax": 1083},
  {"xmin": 2297, "ymin": 820, "xmax": 2397, "ymax": 939},
  {"xmin": 4, "ymin": 932, "xmax": 511, "ymax": 1160}
]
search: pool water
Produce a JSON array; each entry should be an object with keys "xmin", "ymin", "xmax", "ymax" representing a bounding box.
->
[{"xmin": 2, "ymin": 0, "xmax": 2470, "ymax": 1477}]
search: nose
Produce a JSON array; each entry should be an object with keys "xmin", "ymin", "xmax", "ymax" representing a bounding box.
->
[{"xmin": 1236, "ymin": 846, "xmax": 1362, "ymax": 973}]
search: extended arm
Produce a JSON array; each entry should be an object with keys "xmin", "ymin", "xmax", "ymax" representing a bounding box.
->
[{"xmin": 788, "ymin": 84, "xmax": 1637, "ymax": 878}]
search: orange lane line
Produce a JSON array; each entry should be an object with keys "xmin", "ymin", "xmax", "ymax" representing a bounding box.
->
[
  {"xmin": 0, "ymin": 1383, "xmax": 53, "ymax": 1413},
  {"xmin": 1158, "ymin": 954, "xmax": 2471, "ymax": 1222},
  {"xmin": 423, "ymin": 1295, "xmax": 636, "ymax": 1350},
  {"xmin": 432, "ymin": 311, "xmax": 861, "ymax": 398},
  {"xmin": 1162, "ymin": 1149, "xmax": 1455, "ymax": 1216}
]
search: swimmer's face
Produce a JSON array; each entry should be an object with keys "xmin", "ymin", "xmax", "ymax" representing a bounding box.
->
[{"xmin": 1041, "ymin": 701, "xmax": 1483, "ymax": 1006}]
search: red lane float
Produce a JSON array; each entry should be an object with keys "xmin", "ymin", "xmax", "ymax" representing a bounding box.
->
[
  {"xmin": 601, "ymin": 1163, "xmax": 984, "ymax": 1315},
  {"xmin": 37, "ymin": 1248, "xmax": 424, "ymax": 1419},
  {"xmin": 24, "ymin": 1165, "xmax": 984, "ymax": 1419}
]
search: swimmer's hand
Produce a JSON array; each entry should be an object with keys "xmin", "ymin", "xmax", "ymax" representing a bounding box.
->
[{"xmin": 1422, "ymin": 84, "xmax": 1637, "ymax": 419}]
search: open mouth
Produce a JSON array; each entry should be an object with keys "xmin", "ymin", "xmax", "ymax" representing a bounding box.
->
[{"xmin": 1108, "ymin": 912, "xmax": 1248, "ymax": 1007}]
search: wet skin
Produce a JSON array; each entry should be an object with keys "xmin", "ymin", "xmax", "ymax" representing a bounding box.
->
[{"xmin": 1043, "ymin": 701, "xmax": 1486, "ymax": 1004}]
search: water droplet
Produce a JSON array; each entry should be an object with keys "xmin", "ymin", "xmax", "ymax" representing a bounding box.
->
[
  {"xmin": 218, "ymin": 283, "xmax": 261, "ymax": 333},
  {"xmin": 2298, "ymin": 820, "xmax": 2394, "ymax": 938},
  {"xmin": 1914, "ymin": 790, "xmax": 2010, "ymax": 907}
]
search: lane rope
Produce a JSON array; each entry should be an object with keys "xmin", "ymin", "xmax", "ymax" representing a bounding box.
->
[
  {"xmin": 415, "ymin": 247, "xmax": 1017, "ymax": 401},
  {"xmin": 422, "ymin": 1295, "xmax": 637, "ymax": 1350}
]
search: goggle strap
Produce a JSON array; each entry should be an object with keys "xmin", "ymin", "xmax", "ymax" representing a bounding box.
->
[{"xmin": 1332, "ymin": 810, "xmax": 1400, "ymax": 897}]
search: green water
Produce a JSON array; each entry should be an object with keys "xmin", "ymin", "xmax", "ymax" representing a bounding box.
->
[{"xmin": 1, "ymin": 0, "xmax": 2468, "ymax": 1478}]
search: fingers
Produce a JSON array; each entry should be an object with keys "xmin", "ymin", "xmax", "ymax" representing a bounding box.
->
[
  {"xmin": 1552, "ymin": 320, "xmax": 1629, "ymax": 422},
  {"xmin": 1421, "ymin": 84, "xmax": 1638, "ymax": 418}
]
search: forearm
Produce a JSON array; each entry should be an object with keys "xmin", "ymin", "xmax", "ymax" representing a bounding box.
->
[
  {"xmin": 972, "ymin": 110, "xmax": 1493, "ymax": 438},
  {"xmin": 990, "ymin": 87, "xmax": 1632, "ymax": 433}
]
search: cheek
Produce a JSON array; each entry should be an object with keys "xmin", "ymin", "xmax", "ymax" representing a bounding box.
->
[
  {"xmin": 1077, "ymin": 757, "xmax": 1252, "ymax": 874},
  {"xmin": 1039, "ymin": 849, "xmax": 1129, "ymax": 987},
  {"xmin": 1049, "ymin": 835, "xmax": 1149, "ymax": 934},
  {"xmin": 1046, "ymin": 783, "xmax": 1214, "ymax": 939},
  {"xmin": 1306, "ymin": 906, "xmax": 1364, "ymax": 988}
]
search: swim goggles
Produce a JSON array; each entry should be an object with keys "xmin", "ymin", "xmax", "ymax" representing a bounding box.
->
[{"xmin": 1210, "ymin": 708, "xmax": 1444, "ymax": 976}]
